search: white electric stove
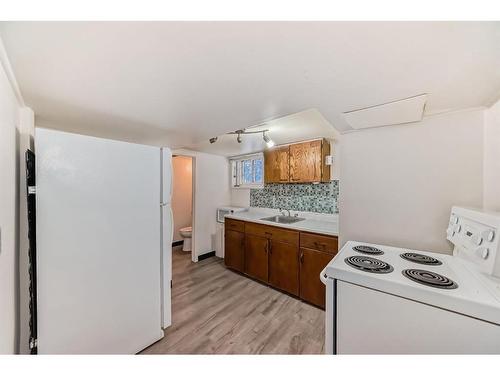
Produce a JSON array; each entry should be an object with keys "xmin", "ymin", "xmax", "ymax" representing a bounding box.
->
[{"xmin": 321, "ymin": 206, "xmax": 500, "ymax": 354}]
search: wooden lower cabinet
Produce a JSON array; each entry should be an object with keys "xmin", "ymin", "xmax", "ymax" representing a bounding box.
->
[
  {"xmin": 244, "ymin": 234, "xmax": 269, "ymax": 283},
  {"xmin": 268, "ymin": 240, "xmax": 299, "ymax": 296},
  {"xmin": 224, "ymin": 219, "xmax": 337, "ymax": 309},
  {"xmin": 224, "ymin": 229, "xmax": 245, "ymax": 272},
  {"xmin": 299, "ymin": 247, "xmax": 334, "ymax": 308}
]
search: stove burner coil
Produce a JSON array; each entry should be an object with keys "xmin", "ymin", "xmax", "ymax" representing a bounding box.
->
[
  {"xmin": 352, "ymin": 245, "xmax": 384, "ymax": 255},
  {"xmin": 344, "ymin": 256, "xmax": 394, "ymax": 274},
  {"xmin": 400, "ymin": 252, "xmax": 442, "ymax": 266},
  {"xmin": 402, "ymin": 269, "xmax": 458, "ymax": 289}
]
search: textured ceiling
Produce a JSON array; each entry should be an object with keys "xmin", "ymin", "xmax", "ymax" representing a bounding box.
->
[{"xmin": 1, "ymin": 21, "xmax": 499, "ymax": 148}]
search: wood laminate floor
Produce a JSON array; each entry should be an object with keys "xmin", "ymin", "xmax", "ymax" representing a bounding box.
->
[{"xmin": 141, "ymin": 248, "xmax": 325, "ymax": 354}]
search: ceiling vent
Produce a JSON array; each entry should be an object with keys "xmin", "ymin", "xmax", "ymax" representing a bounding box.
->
[{"xmin": 343, "ymin": 94, "xmax": 427, "ymax": 130}]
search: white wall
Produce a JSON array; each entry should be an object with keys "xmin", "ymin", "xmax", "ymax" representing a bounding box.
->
[
  {"xmin": 0, "ymin": 46, "xmax": 21, "ymax": 354},
  {"xmin": 484, "ymin": 98, "xmax": 500, "ymax": 211},
  {"xmin": 339, "ymin": 109, "xmax": 484, "ymax": 254},
  {"xmin": 174, "ymin": 149, "xmax": 231, "ymax": 260},
  {"xmin": 230, "ymin": 188, "xmax": 251, "ymax": 207},
  {"xmin": 172, "ymin": 156, "xmax": 193, "ymax": 242}
]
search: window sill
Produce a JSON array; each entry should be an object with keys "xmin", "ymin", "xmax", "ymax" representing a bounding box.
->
[{"xmin": 232, "ymin": 184, "xmax": 264, "ymax": 189}]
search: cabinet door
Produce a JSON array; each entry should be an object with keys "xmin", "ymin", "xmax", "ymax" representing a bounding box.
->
[
  {"xmin": 264, "ymin": 146, "xmax": 289, "ymax": 183},
  {"xmin": 224, "ymin": 229, "xmax": 245, "ymax": 272},
  {"xmin": 289, "ymin": 140, "xmax": 322, "ymax": 183},
  {"xmin": 268, "ymin": 240, "xmax": 299, "ymax": 296},
  {"xmin": 244, "ymin": 234, "xmax": 269, "ymax": 283},
  {"xmin": 299, "ymin": 247, "xmax": 334, "ymax": 308}
]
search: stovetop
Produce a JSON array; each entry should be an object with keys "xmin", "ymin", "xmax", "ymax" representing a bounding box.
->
[{"xmin": 324, "ymin": 241, "xmax": 500, "ymax": 325}]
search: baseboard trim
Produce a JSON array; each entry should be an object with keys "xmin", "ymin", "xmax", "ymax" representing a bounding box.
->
[
  {"xmin": 172, "ymin": 240, "xmax": 184, "ymax": 247},
  {"xmin": 198, "ymin": 251, "xmax": 216, "ymax": 261}
]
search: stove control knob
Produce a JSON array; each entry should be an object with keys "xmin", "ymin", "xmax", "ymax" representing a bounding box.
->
[
  {"xmin": 483, "ymin": 230, "xmax": 495, "ymax": 242},
  {"xmin": 453, "ymin": 216, "xmax": 459, "ymax": 224},
  {"xmin": 446, "ymin": 228, "xmax": 454, "ymax": 237},
  {"xmin": 475, "ymin": 236, "xmax": 483, "ymax": 246},
  {"xmin": 481, "ymin": 248, "xmax": 489, "ymax": 260},
  {"xmin": 454, "ymin": 224, "xmax": 462, "ymax": 233}
]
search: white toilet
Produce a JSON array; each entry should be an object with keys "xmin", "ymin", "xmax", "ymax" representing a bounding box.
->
[{"xmin": 179, "ymin": 226, "xmax": 192, "ymax": 252}]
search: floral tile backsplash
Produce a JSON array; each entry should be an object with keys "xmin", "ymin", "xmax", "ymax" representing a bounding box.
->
[{"xmin": 250, "ymin": 181, "xmax": 339, "ymax": 214}]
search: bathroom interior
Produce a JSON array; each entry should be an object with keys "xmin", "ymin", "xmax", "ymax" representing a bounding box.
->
[{"xmin": 172, "ymin": 155, "xmax": 194, "ymax": 256}]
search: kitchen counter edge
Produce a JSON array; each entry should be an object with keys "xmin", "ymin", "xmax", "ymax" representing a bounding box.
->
[{"xmin": 224, "ymin": 213, "xmax": 339, "ymax": 237}]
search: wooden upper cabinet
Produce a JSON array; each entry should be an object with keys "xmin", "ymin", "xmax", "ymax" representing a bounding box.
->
[
  {"xmin": 264, "ymin": 139, "xmax": 331, "ymax": 184},
  {"xmin": 289, "ymin": 139, "xmax": 330, "ymax": 183},
  {"xmin": 264, "ymin": 146, "xmax": 289, "ymax": 183}
]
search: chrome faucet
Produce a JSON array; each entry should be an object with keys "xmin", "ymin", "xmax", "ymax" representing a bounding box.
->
[{"xmin": 280, "ymin": 208, "xmax": 291, "ymax": 217}]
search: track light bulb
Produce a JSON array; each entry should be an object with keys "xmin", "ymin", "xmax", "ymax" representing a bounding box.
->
[{"xmin": 263, "ymin": 132, "xmax": 275, "ymax": 148}]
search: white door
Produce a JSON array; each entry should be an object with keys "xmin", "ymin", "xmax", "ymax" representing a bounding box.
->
[{"xmin": 36, "ymin": 128, "xmax": 163, "ymax": 354}]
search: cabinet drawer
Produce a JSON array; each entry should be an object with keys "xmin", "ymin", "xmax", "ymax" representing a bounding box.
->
[
  {"xmin": 300, "ymin": 232, "xmax": 338, "ymax": 254},
  {"xmin": 245, "ymin": 222, "xmax": 299, "ymax": 245},
  {"xmin": 225, "ymin": 218, "xmax": 245, "ymax": 232}
]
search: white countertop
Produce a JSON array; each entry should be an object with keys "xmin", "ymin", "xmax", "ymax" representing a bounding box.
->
[{"xmin": 225, "ymin": 208, "xmax": 339, "ymax": 236}]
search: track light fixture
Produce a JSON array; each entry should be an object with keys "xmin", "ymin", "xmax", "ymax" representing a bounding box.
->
[
  {"xmin": 208, "ymin": 128, "xmax": 275, "ymax": 148},
  {"xmin": 262, "ymin": 131, "xmax": 275, "ymax": 148}
]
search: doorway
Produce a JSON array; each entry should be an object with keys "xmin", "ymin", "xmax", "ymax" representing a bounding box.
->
[{"xmin": 171, "ymin": 155, "xmax": 195, "ymax": 263}]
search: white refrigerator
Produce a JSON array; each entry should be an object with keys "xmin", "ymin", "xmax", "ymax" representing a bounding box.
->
[{"xmin": 35, "ymin": 128, "xmax": 173, "ymax": 354}]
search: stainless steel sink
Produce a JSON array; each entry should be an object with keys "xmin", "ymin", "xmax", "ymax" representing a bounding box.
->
[{"xmin": 260, "ymin": 215, "xmax": 305, "ymax": 224}]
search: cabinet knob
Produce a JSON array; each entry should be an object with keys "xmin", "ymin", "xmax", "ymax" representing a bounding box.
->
[{"xmin": 300, "ymin": 251, "xmax": 304, "ymax": 263}]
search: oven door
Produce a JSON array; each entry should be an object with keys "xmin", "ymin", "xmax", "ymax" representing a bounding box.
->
[{"xmin": 335, "ymin": 280, "xmax": 500, "ymax": 354}]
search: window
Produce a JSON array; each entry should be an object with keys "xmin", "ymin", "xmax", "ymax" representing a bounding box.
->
[{"xmin": 230, "ymin": 153, "xmax": 264, "ymax": 188}]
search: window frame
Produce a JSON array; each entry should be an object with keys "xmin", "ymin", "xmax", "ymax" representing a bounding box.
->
[{"xmin": 230, "ymin": 152, "xmax": 264, "ymax": 189}]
